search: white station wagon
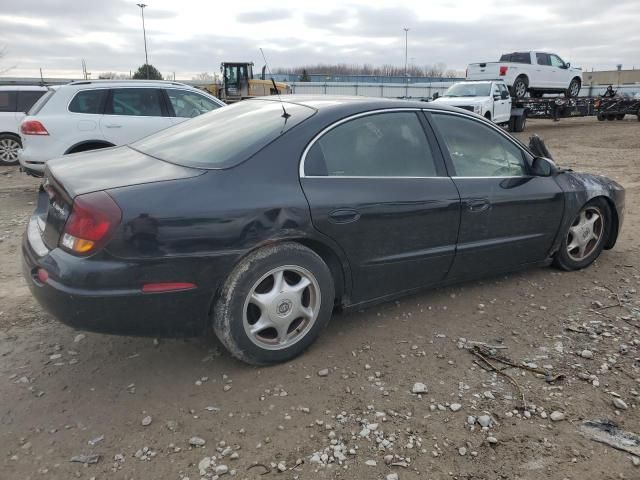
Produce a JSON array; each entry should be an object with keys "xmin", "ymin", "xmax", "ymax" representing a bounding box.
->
[
  {"xmin": 0, "ymin": 85, "xmax": 48, "ymax": 165},
  {"xmin": 18, "ymin": 80, "xmax": 225, "ymax": 176}
]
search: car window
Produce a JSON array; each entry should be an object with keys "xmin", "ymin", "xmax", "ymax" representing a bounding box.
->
[
  {"xmin": 499, "ymin": 52, "xmax": 531, "ymax": 64},
  {"xmin": 28, "ymin": 89, "xmax": 55, "ymax": 115},
  {"xmin": 106, "ymin": 88, "xmax": 163, "ymax": 117},
  {"xmin": 431, "ymin": 113, "xmax": 528, "ymax": 177},
  {"xmin": 499, "ymin": 84, "xmax": 509, "ymax": 95},
  {"xmin": 492, "ymin": 84, "xmax": 501, "ymax": 97},
  {"xmin": 133, "ymin": 99, "xmax": 315, "ymax": 169},
  {"xmin": 69, "ymin": 90, "xmax": 108, "ymax": 114},
  {"xmin": 17, "ymin": 91, "xmax": 46, "ymax": 112},
  {"xmin": 167, "ymin": 89, "xmax": 220, "ymax": 118},
  {"xmin": 536, "ymin": 53, "xmax": 550, "ymax": 66},
  {"xmin": 550, "ymin": 55, "xmax": 565, "ymax": 68},
  {"xmin": 304, "ymin": 112, "xmax": 437, "ymax": 177},
  {"xmin": 0, "ymin": 91, "xmax": 17, "ymax": 112}
]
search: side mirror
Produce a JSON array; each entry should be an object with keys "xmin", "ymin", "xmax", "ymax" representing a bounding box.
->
[
  {"xmin": 531, "ymin": 157, "xmax": 557, "ymax": 177},
  {"xmin": 432, "ymin": 92, "xmax": 440, "ymax": 100},
  {"xmin": 566, "ymin": 62, "xmax": 571, "ymax": 68},
  {"xmin": 501, "ymin": 90, "xmax": 510, "ymax": 99}
]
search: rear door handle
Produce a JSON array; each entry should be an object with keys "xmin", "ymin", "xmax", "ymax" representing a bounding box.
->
[
  {"xmin": 104, "ymin": 124, "xmax": 122, "ymax": 128},
  {"xmin": 328, "ymin": 208, "xmax": 360, "ymax": 224},
  {"xmin": 466, "ymin": 198, "xmax": 491, "ymax": 213}
]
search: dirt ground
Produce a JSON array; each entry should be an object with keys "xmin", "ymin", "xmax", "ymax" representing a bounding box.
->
[{"xmin": 1, "ymin": 116, "xmax": 640, "ymax": 480}]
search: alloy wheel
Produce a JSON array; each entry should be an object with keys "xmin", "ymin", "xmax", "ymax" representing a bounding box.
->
[
  {"xmin": 566, "ymin": 206, "xmax": 604, "ymax": 261},
  {"xmin": 0, "ymin": 137, "xmax": 20, "ymax": 165},
  {"xmin": 514, "ymin": 80, "xmax": 526, "ymax": 98},
  {"xmin": 569, "ymin": 80, "xmax": 580, "ymax": 97},
  {"xmin": 243, "ymin": 265, "xmax": 321, "ymax": 350}
]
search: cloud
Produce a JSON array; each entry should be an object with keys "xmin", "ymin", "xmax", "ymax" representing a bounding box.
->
[{"xmin": 237, "ymin": 9, "xmax": 291, "ymax": 24}]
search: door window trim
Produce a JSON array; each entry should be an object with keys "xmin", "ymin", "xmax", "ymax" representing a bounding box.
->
[
  {"xmin": 66, "ymin": 88, "xmax": 109, "ymax": 115},
  {"xmin": 102, "ymin": 87, "xmax": 169, "ymax": 117},
  {"xmin": 423, "ymin": 109, "xmax": 533, "ymax": 178},
  {"xmin": 299, "ymin": 108, "xmax": 446, "ymax": 179}
]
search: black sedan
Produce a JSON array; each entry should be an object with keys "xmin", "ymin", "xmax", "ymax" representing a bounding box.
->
[{"xmin": 22, "ymin": 96, "xmax": 625, "ymax": 365}]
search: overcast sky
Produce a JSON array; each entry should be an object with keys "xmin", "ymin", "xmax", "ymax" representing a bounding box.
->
[{"xmin": 1, "ymin": 0, "xmax": 639, "ymax": 79}]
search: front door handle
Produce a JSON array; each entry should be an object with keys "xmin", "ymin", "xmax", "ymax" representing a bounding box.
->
[
  {"xmin": 328, "ymin": 208, "xmax": 360, "ymax": 224},
  {"xmin": 466, "ymin": 198, "xmax": 491, "ymax": 213},
  {"xmin": 104, "ymin": 124, "xmax": 122, "ymax": 128}
]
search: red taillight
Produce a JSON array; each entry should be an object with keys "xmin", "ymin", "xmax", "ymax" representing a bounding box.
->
[
  {"xmin": 60, "ymin": 191, "xmax": 122, "ymax": 255},
  {"xmin": 21, "ymin": 120, "xmax": 49, "ymax": 135},
  {"xmin": 499, "ymin": 66, "xmax": 508, "ymax": 76},
  {"xmin": 36, "ymin": 268, "xmax": 49, "ymax": 283},
  {"xmin": 142, "ymin": 282, "xmax": 196, "ymax": 293}
]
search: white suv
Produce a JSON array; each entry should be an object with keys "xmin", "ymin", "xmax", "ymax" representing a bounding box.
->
[
  {"xmin": 18, "ymin": 80, "xmax": 225, "ymax": 176},
  {"xmin": 0, "ymin": 85, "xmax": 48, "ymax": 165}
]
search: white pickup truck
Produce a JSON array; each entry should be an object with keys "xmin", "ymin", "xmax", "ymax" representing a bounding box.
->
[
  {"xmin": 432, "ymin": 80, "xmax": 527, "ymax": 132},
  {"xmin": 466, "ymin": 51, "xmax": 582, "ymax": 98}
]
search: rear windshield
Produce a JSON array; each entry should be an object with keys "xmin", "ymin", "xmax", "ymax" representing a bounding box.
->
[
  {"xmin": 133, "ymin": 99, "xmax": 316, "ymax": 169},
  {"xmin": 499, "ymin": 52, "xmax": 531, "ymax": 64},
  {"xmin": 27, "ymin": 88, "xmax": 56, "ymax": 115}
]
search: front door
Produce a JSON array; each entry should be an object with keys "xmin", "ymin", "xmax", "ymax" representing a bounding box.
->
[
  {"xmin": 492, "ymin": 83, "xmax": 511, "ymax": 123},
  {"xmin": 549, "ymin": 54, "xmax": 569, "ymax": 89},
  {"xmin": 428, "ymin": 111, "xmax": 564, "ymax": 280},
  {"xmin": 100, "ymin": 88, "xmax": 173, "ymax": 145},
  {"xmin": 535, "ymin": 53, "xmax": 553, "ymax": 88},
  {"xmin": 300, "ymin": 110, "xmax": 461, "ymax": 303}
]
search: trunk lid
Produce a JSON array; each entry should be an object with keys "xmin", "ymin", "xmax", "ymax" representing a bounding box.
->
[
  {"xmin": 466, "ymin": 62, "xmax": 502, "ymax": 80},
  {"xmin": 39, "ymin": 146, "xmax": 204, "ymax": 250}
]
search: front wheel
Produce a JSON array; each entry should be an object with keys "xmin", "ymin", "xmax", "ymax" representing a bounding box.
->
[
  {"xmin": 553, "ymin": 200, "xmax": 609, "ymax": 271},
  {"xmin": 213, "ymin": 243, "xmax": 335, "ymax": 365},
  {"xmin": 0, "ymin": 134, "xmax": 21, "ymax": 166}
]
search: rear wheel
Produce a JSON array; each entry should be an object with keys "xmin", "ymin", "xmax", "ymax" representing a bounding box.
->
[
  {"xmin": 512, "ymin": 76, "xmax": 528, "ymax": 99},
  {"xmin": 596, "ymin": 112, "xmax": 606, "ymax": 121},
  {"xmin": 213, "ymin": 243, "xmax": 335, "ymax": 365},
  {"xmin": 566, "ymin": 78, "xmax": 581, "ymax": 98},
  {"xmin": 553, "ymin": 199, "xmax": 609, "ymax": 271},
  {"xmin": 0, "ymin": 134, "xmax": 21, "ymax": 166}
]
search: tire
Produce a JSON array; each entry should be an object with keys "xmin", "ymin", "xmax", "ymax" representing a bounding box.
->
[
  {"xmin": 553, "ymin": 199, "xmax": 610, "ymax": 271},
  {"xmin": 0, "ymin": 134, "xmax": 21, "ymax": 166},
  {"xmin": 606, "ymin": 114, "xmax": 616, "ymax": 121},
  {"xmin": 511, "ymin": 76, "xmax": 528, "ymax": 99},
  {"xmin": 615, "ymin": 114, "xmax": 625, "ymax": 120},
  {"xmin": 566, "ymin": 78, "xmax": 581, "ymax": 98},
  {"xmin": 484, "ymin": 112, "xmax": 491, "ymax": 121},
  {"xmin": 512, "ymin": 111, "xmax": 527, "ymax": 132},
  {"xmin": 213, "ymin": 242, "xmax": 335, "ymax": 365},
  {"xmin": 596, "ymin": 112, "xmax": 606, "ymax": 121}
]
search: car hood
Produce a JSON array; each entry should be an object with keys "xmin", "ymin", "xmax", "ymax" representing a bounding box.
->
[{"xmin": 46, "ymin": 146, "xmax": 205, "ymax": 198}]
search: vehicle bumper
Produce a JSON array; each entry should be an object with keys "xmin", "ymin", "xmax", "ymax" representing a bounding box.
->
[
  {"xmin": 18, "ymin": 149, "xmax": 46, "ymax": 176},
  {"xmin": 22, "ymin": 216, "xmax": 211, "ymax": 337}
]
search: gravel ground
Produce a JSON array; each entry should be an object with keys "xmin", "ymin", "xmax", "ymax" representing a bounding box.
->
[{"xmin": 1, "ymin": 116, "xmax": 640, "ymax": 480}]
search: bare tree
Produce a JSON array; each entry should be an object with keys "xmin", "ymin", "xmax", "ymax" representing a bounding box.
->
[
  {"xmin": 0, "ymin": 46, "xmax": 16, "ymax": 75},
  {"xmin": 192, "ymin": 72, "xmax": 215, "ymax": 81},
  {"xmin": 274, "ymin": 62, "xmax": 459, "ymax": 79}
]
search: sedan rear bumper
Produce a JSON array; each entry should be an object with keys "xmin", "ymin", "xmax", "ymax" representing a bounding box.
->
[{"xmin": 22, "ymin": 222, "xmax": 210, "ymax": 337}]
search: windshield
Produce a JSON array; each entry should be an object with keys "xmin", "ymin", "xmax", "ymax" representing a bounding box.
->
[
  {"xmin": 443, "ymin": 83, "xmax": 491, "ymax": 97},
  {"xmin": 133, "ymin": 99, "xmax": 316, "ymax": 169}
]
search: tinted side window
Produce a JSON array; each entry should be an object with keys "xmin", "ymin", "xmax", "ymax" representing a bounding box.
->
[
  {"xmin": 0, "ymin": 91, "xmax": 17, "ymax": 112},
  {"xmin": 431, "ymin": 113, "xmax": 528, "ymax": 177},
  {"xmin": 305, "ymin": 112, "xmax": 437, "ymax": 177},
  {"xmin": 167, "ymin": 89, "xmax": 220, "ymax": 118},
  {"xmin": 499, "ymin": 52, "xmax": 531, "ymax": 64},
  {"xmin": 17, "ymin": 91, "xmax": 46, "ymax": 112},
  {"xmin": 69, "ymin": 90, "xmax": 107, "ymax": 114},
  {"xmin": 536, "ymin": 53, "xmax": 550, "ymax": 66},
  {"xmin": 107, "ymin": 88, "xmax": 163, "ymax": 117}
]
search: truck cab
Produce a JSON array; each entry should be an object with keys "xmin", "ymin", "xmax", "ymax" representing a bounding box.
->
[{"xmin": 433, "ymin": 80, "xmax": 512, "ymax": 124}]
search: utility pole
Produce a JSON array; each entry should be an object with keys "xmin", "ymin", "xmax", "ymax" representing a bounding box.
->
[
  {"xmin": 137, "ymin": 3, "xmax": 149, "ymax": 79},
  {"xmin": 403, "ymin": 28, "xmax": 409, "ymax": 97}
]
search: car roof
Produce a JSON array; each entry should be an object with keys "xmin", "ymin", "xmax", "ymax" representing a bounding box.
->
[
  {"xmin": 0, "ymin": 85, "xmax": 49, "ymax": 91},
  {"xmin": 62, "ymin": 80, "xmax": 197, "ymax": 89},
  {"xmin": 260, "ymin": 95, "xmax": 470, "ymax": 115}
]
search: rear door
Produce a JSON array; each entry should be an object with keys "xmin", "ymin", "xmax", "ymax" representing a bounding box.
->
[
  {"xmin": 0, "ymin": 90, "xmax": 18, "ymax": 134},
  {"xmin": 300, "ymin": 109, "xmax": 461, "ymax": 304},
  {"xmin": 100, "ymin": 88, "xmax": 173, "ymax": 145},
  {"xmin": 428, "ymin": 111, "xmax": 564, "ymax": 280}
]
